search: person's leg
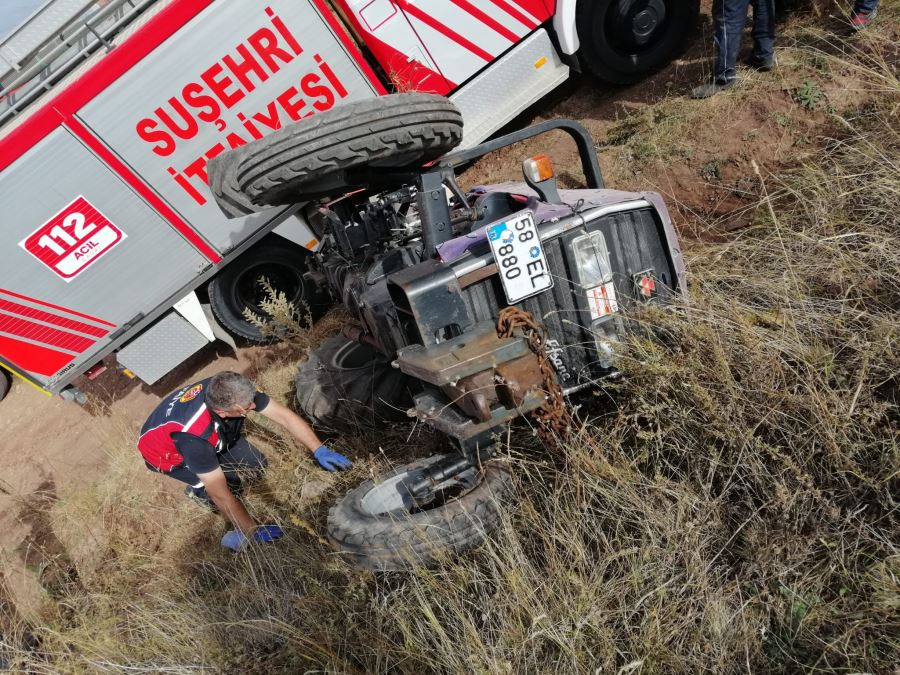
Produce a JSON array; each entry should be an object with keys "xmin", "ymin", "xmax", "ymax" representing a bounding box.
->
[
  {"xmin": 849, "ymin": 0, "xmax": 878, "ymax": 29},
  {"xmin": 147, "ymin": 461, "xmax": 214, "ymax": 505},
  {"xmin": 695, "ymin": 0, "xmax": 752, "ymax": 97},
  {"xmin": 749, "ymin": 0, "xmax": 776, "ymax": 68},
  {"xmin": 714, "ymin": 0, "xmax": 753, "ymax": 85},
  {"xmin": 853, "ymin": 0, "xmax": 879, "ymax": 15},
  {"xmin": 218, "ymin": 438, "xmax": 268, "ymax": 495}
]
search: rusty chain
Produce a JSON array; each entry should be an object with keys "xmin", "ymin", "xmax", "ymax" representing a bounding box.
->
[{"xmin": 497, "ymin": 306, "xmax": 572, "ymax": 446}]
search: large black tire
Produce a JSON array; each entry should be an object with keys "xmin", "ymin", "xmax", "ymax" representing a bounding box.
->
[
  {"xmin": 576, "ymin": 0, "xmax": 700, "ymax": 85},
  {"xmin": 294, "ymin": 334, "xmax": 413, "ymax": 431},
  {"xmin": 208, "ymin": 238, "xmax": 315, "ymax": 343},
  {"xmin": 208, "ymin": 94, "xmax": 464, "ymax": 217},
  {"xmin": 327, "ymin": 454, "xmax": 513, "ymax": 571},
  {"xmin": 0, "ymin": 370, "xmax": 10, "ymax": 401}
]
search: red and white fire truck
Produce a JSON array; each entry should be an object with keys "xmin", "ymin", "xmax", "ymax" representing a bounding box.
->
[{"xmin": 0, "ymin": 0, "xmax": 698, "ymax": 401}]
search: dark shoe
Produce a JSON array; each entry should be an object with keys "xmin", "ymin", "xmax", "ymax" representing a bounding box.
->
[
  {"xmin": 850, "ymin": 9, "xmax": 876, "ymax": 30},
  {"xmin": 690, "ymin": 81, "xmax": 735, "ymax": 99},
  {"xmin": 185, "ymin": 485, "xmax": 218, "ymax": 512},
  {"xmin": 746, "ymin": 55, "xmax": 774, "ymax": 72}
]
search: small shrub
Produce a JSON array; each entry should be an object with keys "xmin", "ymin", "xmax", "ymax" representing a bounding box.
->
[{"xmin": 793, "ymin": 78, "xmax": 825, "ymax": 109}]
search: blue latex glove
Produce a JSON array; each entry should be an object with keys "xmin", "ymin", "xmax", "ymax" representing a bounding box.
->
[
  {"xmin": 313, "ymin": 445, "xmax": 353, "ymax": 471},
  {"xmin": 221, "ymin": 524, "xmax": 284, "ymax": 551}
]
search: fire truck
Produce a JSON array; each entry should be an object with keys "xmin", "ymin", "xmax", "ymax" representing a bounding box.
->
[{"xmin": 0, "ymin": 0, "xmax": 698, "ymax": 401}]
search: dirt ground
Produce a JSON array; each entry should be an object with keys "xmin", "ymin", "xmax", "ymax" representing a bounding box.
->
[
  {"xmin": 2, "ymin": 0, "xmax": 890, "ymax": 616},
  {"xmin": 0, "ymin": 343, "xmax": 249, "ymax": 609}
]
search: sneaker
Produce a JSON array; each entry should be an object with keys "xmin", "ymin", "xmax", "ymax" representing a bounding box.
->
[
  {"xmin": 184, "ymin": 485, "xmax": 218, "ymax": 512},
  {"xmin": 849, "ymin": 9, "xmax": 876, "ymax": 30},
  {"xmin": 690, "ymin": 81, "xmax": 735, "ymax": 99}
]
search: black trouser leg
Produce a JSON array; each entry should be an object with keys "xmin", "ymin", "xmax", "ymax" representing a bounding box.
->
[
  {"xmin": 713, "ymin": 0, "xmax": 753, "ymax": 84},
  {"xmin": 750, "ymin": 0, "xmax": 776, "ymax": 64},
  {"xmin": 145, "ymin": 438, "xmax": 267, "ymax": 503},
  {"xmin": 218, "ymin": 438, "xmax": 268, "ymax": 495}
]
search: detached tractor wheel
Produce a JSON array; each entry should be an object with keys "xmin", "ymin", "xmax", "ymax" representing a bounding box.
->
[
  {"xmin": 208, "ymin": 93, "xmax": 464, "ymax": 217},
  {"xmin": 208, "ymin": 239, "xmax": 315, "ymax": 343},
  {"xmin": 576, "ymin": 0, "xmax": 700, "ymax": 84},
  {"xmin": 327, "ymin": 454, "xmax": 513, "ymax": 571},
  {"xmin": 0, "ymin": 370, "xmax": 10, "ymax": 401},
  {"xmin": 294, "ymin": 334, "xmax": 413, "ymax": 431}
]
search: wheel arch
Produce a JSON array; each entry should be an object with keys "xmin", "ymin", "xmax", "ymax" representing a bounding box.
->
[
  {"xmin": 205, "ymin": 233, "xmax": 318, "ymax": 343},
  {"xmin": 552, "ymin": 0, "xmax": 581, "ymax": 55}
]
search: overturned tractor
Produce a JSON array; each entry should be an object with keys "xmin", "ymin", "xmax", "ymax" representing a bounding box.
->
[{"xmin": 209, "ymin": 94, "xmax": 685, "ymax": 569}]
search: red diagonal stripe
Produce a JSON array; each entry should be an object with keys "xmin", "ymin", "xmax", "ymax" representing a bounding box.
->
[
  {"xmin": 0, "ymin": 334, "xmax": 74, "ymax": 377},
  {"xmin": 65, "ymin": 117, "xmax": 222, "ymax": 264},
  {"xmin": 0, "ymin": 287, "xmax": 116, "ymax": 327},
  {"xmin": 450, "ymin": 0, "xmax": 520, "ymax": 42},
  {"xmin": 395, "ymin": 0, "xmax": 494, "ymax": 62},
  {"xmin": 0, "ymin": 314, "xmax": 95, "ymax": 353},
  {"xmin": 0, "ymin": 299, "xmax": 109, "ymax": 338},
  {"xmin": 487, "ymin": 0, "xmax": 538, "ymax": 28}
]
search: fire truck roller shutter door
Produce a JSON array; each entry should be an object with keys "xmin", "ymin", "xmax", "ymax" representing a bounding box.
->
[{"xmin": 575, "ymin": 0, "xmax": 700, "ymax": 84}]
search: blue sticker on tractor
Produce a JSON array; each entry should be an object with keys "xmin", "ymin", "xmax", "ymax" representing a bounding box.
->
[{"xmin": 488, "ymin": 223, "xmax": 507, "ymax": 241}]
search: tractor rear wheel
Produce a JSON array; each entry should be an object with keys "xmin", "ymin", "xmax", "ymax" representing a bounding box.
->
[
  {"xmin": 208, "ymin": 93, "xmax": 463, "ymax": 217},
  {"xmin": 294, "ymin": 334, "xmax": 413, "ymax": 431}
]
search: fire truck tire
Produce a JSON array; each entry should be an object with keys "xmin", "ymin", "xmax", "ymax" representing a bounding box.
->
[
  {"xmin": 326, "ymin": 454, "xmax": 512, "ymax": 571},
  {"xmin": 294, "ymin": 334, "xmax": 413, "ymax": 430},
  {"xmin": 208, "ymin": 94, "xmax": 463, "ymax": 215},
  {"xmin": 576, "ymin": 0, "xmax": 700, "ymax": 85},
  {"xmin": 0, "ymin": 370, "xmax": 10, "ymax": 401},
  {"xmin": 208, "ymin": 240, "xmax": 313, "ymax": 343}
]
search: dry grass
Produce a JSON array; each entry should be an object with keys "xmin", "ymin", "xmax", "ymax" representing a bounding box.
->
[{"xmin": 2, "ymin": 10, "xmax": 898, "ymax": 674}]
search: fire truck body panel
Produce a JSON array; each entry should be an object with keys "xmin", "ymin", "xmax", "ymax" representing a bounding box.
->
[{"xmin": 0, "ymin": 0, "xmax": 392, "ymax": 392}]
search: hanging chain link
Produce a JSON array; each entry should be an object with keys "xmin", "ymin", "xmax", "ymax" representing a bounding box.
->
[{"xmin": 497, "ymin": 306, "xmax": 572, "ymax": 445}]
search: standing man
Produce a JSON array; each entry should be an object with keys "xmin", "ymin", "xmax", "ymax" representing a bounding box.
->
[
  {"xmin": 691, "ymin": 0, "xmax": 776, "ymax": 99},
  {"xmin": 138, "ymin": 371, "xmax": 352, "ymax": 550}
]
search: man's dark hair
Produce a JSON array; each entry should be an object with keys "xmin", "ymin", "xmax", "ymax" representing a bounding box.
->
[{"xmin": 206, "ymin": 371, "xmax": 256, "ymax": 410}]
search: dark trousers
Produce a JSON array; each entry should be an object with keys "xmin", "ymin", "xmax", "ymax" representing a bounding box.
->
[
  {"xmin": 148, "ymin": 438, "xmax": 267, "ymax": 502},
  {"xmin": 713, "ymin": 0, "xmax": 776, "ymax": 84},
  {"xmin": 853, "ymin": 0, "xmax": 878, "ymax": 13}
]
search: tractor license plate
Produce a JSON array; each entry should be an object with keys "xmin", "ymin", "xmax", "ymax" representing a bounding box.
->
[{"xmin": 487, "ymin": 211, "xmax": 553, "ymax": 304}]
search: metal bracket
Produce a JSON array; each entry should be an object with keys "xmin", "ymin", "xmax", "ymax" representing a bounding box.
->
[{"xmin": 387, "ymin": 258, "xmax": 473, "ymax": 347}]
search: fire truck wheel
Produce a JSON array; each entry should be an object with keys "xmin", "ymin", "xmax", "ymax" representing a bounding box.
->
[
  {"xmin": 0, "ymin": 370, "xmax": 10, "ymax": 401},
  {"xmin": 294, "ymin": 334, "xmax": 413, "ymax": 431},
  {"xmin": 576, "ymin": 0, "xmax": 700, "ymax": 85},
  {"xmin": 327, "ymin": 454, "xmax": 512, "ymax": 571},
  {"xmin": 208, "ymin": 240, "xmax": 314, "ymax": 343},
  {"xmin": 208, "ymin": 93, "xmax": 463, "ymax": 215}
]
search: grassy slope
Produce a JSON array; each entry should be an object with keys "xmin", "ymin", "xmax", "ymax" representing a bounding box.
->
[{"xmin": 3, "ymin": 5, "xmax": 898, "ymax": 673}]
